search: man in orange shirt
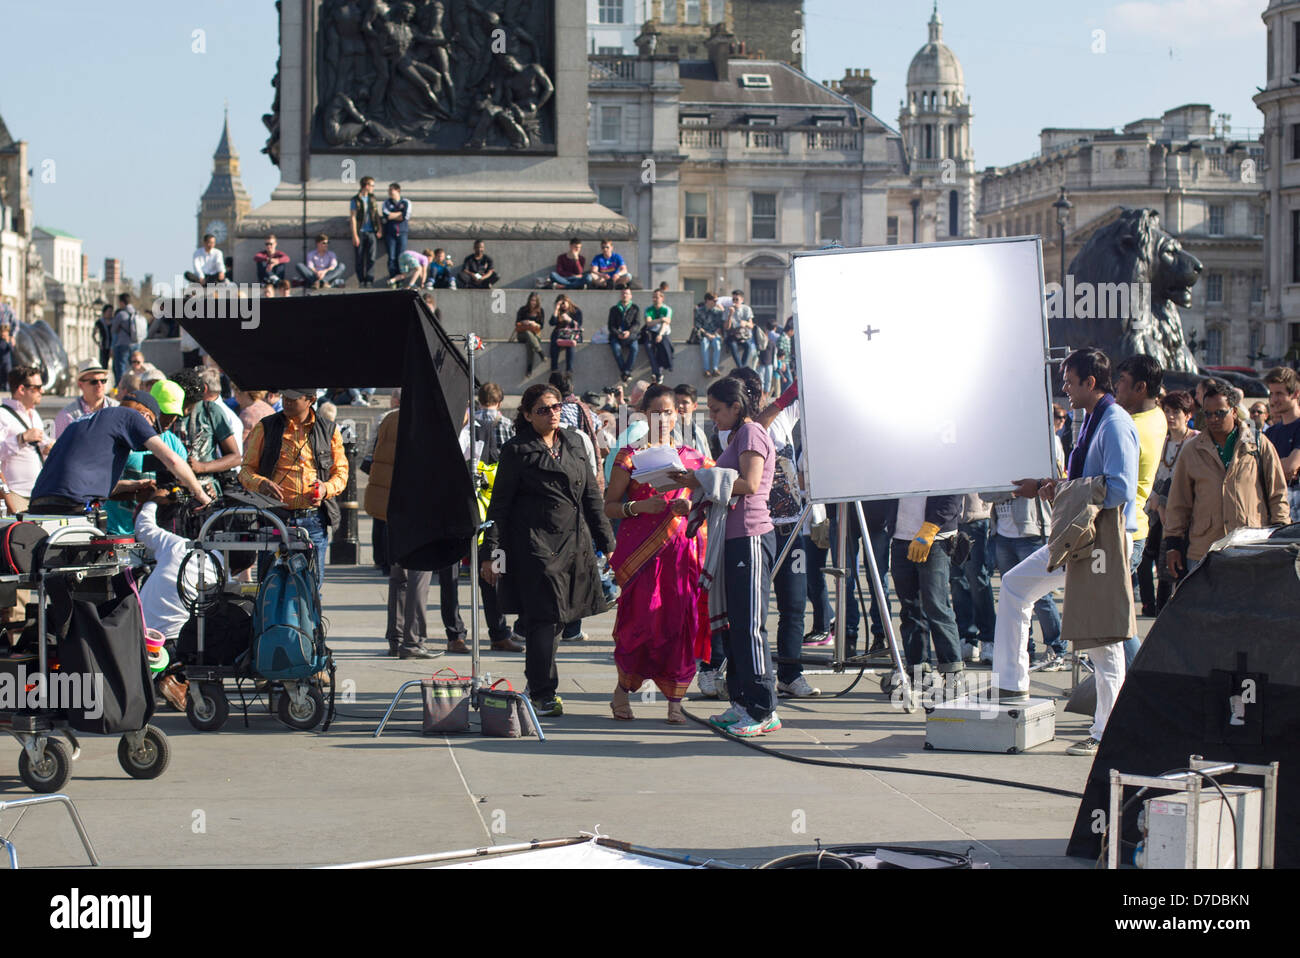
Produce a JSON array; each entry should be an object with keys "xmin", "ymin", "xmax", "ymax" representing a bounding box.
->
[{"xmin": 240, "ymin": 389, "xmax": 347, "ymax": 587}]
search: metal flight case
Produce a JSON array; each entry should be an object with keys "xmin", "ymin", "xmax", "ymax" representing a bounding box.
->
[
  {"xmin": 0, "ymin": 515, "xmax": 170, "ymax": 793},
  {"xmin": 173, "ymin": 501, "xmax": 334, "ymax": 733}
]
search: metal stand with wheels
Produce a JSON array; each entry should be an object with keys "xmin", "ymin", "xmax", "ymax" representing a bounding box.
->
[
  {"xmin": 373, "ymin": 330, "xmax": 544, "ymax": 741},
  {"xmin": 771, "ymin": 501, "xmax": 914, "ymax": 712},
  {"xmin": 0, "ymin": 793, "xmax": 100, "ymax": 867}
]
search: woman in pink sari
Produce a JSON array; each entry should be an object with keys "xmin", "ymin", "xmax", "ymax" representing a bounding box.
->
[{"xmin": 602, "ymin": 384, "xmax": 712, "ymax": 724}]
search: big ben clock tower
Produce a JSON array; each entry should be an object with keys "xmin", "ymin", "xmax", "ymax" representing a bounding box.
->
[{"xmin": 198, "ymin": 109, "xmax": 251, "ymax": 259}]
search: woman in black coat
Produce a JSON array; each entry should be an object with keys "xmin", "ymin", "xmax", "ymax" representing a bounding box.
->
[{"xmin": 481, "ymin": 383, "xmax": 615, "ymax": 717}]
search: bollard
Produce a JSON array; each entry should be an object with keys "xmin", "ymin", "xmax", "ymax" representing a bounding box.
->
[{"xmin": 330, "ymin": 437, "xmax": 360, "ymax": 564}]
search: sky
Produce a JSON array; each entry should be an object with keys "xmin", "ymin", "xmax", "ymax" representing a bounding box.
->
[{"xmin": 0, "ymin": 0, "xmax": 1266, "ymax": 283}]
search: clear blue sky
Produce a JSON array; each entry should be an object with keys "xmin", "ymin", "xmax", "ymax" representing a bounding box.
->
[{"xmin": 1, "ymin": 0, "xmax": 1264, "ymax": 282}]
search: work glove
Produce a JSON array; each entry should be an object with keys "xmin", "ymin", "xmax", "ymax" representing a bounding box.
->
[{"xmin": 908, "ymin": 522, "xmax": 940, "ymax": 563}]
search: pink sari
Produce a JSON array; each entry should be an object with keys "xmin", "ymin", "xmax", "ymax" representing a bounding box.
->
[{"xmin": 610, "ymin": 444, "xmax": 712, "ymax": 700}]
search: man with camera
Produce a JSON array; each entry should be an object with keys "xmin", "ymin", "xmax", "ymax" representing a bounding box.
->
[{"xmin": 29, "ymin": 391, "xmax": 211, "ymax": 515}]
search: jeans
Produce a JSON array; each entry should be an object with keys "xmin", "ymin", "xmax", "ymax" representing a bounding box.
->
[
  {"xmin": 112, "ymin": 342, "xmax": 133, "ymax": 386},
  {"xmin": 296, "ymin": 263, "xmax": 346, "ymax": 286},
  {"xmin": 355, "ymin": 232, "xmax": 378, "ymax": 285},
  {"xmin": 699, "ymin": 335, "xmax": 722, "ymax": 372},
  {"xmin": 772, "ymin": 528, "xmax": 807, "ymax": 684},
  {"xmin": 890, "ymin": 538, "xmax": 964, "ymax": 672},
  {"xmin": 805, "ymin": 538, "xmax": 833, "ymax": 633},
  {"xmin": 950, "ymin": 519, "xmax": 996, "ymax": 644},
  {"xmin": 385, "ymin": 230, "xmax": 407, "ymax": 277},
  {"xmin": 261, "ymin": 512, "xmax": 328, "ymax": 589},
  {"xmin": 828, "ymin": 505, "xmax": 892, "ymax": 649},
  {"xmin": 1123, "ymin": 538, "xmax": 1145, "ymax": 667},
  {"xmin": 646, "ymin": 339, "xmax": 672, "ymax": 379},
  {"xmin": 758, "ymin": 363, "xmax": 774, "ymax": 394},
  {"xmin": 722, "ymin": 533, "xmax": 777, "ymax": 721},
  {"xmin": 727, "ymin": 339, "xmax": 753, "ymax": 369},
  {"xmin": 518, "ymin": 331, "xmax": 545, "ymax": 373},
  {"xmin": 256, "ymin": 262, "xmax": 288, "ymax": 289},
  {"xmin": 549, "ymin": 342, "xmax": 574, "ymax": 372},
  {"xmin": 610, "ymin": 338, "xmax": 639, "ymax": 377},
  {"xmin": 549, "ymin": 272, "xmax": 586, "ymax": 289},
  {"xmin": 993, "ymin": 534, "xmax": 1064, "ymax": 655}
]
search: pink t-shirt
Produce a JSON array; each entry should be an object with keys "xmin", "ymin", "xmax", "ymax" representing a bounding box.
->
[{"xmin": 714, "ymin": 421, "xmax": 774, "ymax": 539}]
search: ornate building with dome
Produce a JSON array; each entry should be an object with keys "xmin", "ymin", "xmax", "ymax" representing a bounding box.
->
[{"xmin": 894, "ymin": 3, "xmax": 977, "ymax": 242}]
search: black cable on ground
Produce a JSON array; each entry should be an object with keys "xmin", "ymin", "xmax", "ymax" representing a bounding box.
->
[
  {"xmin": 681, "ymin": 707, "xmax": 1087, "ymax": 800},
  {"xmin": 831, "ymin": 665, "xmax": 869, "ymax": 697}
]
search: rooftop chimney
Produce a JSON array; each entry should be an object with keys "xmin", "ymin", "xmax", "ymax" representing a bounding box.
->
[
  {"xmin": 836, "ymin": 68, "xmax": 876, "ymax": 112},
  {"xmin": 707, "ymin": 23, "xmax": 736, "ymax": 81}
]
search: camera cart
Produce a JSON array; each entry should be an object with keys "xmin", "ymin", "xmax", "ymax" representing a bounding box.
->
[
  {"xmin": 2, "ymin": 518, "xmax": 170, "ymax": 793},
  {"xmin": 174, "ymin": 504, "xmax": 333, "ymax": 733}
]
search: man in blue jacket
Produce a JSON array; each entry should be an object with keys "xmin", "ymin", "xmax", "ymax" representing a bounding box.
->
[{"xmin": 996, "ymin": 348, "xmax": 1139, "ymax": 756}]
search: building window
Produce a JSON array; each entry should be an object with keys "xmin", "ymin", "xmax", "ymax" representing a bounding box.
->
[
  {"xmin": 1252, "ymin": 271, "xmax": 1264, "ymax": 304},
  {"xmin": 1206, "ymin": 273, "xmax": 1223, "ymax": 304},
  {"xmin": 1293, "ymin": 210, "xmax": 1300, "ymax": 283},
  {"xmin": 747, "ymin": 116, "xmax": 776, "ymax": 126},
  {"xmin": 684, "ymin": 192, "xmax": 708, "ymax": 239},
  {"xmin": 707, "ymin": 0, "xmax": 724, "ymax": 22},
  {"xmin": 948, "ymin": 190, "xmax": 959, "ymax": 237},
  {"xmin": 946, "ymin": 124, "xmax": 955, "ymax": 159},
  {"xmin": 1292, "ymin": 323, "xmax": 1300, "ymax": 357},
  {"xmin": 1205, "ymin": 328, "xmax": 1223, "ymax": 365},
  {"xmin": 1250, "ymin": 326, "xmax": 1263, "ymax": 359},
  {"xmin": 750, "ymin": 279, "xmax": 779, "ymax": 328},
  {"xmin": 661, "ymin": 0, "xmax": 677, "ymax": 24},
  {"xmin": 680, "ymin": 114, "xmax": 709, "ymax": 125},
  {"xmin": 1294, "ymin": 21, "xmax": 1300, "ymax": 72},
  {"xmin": 598, "ymin": 0, "xmax": 624, "ymax": 24},
  {"xmin": 819, "ymin": 193, "xmax": 843, "ymax": 243},
  {"xmin": 597, "ymin": 46, "xmax": 624, "ymax": 55},
  {"xmin": 1292, "ymin": 124, "xmax": 1300, "ymax": 161},
  {"xmin": 751, "ymin": 192, "xmax": 777, "ymax": 241},
  {"xmin": 597, "ymin": 185, "xmax": 624, "ymax": 215},
  {"xmin": 599, "ymin": 106, "xmax": 622, "ymax": 143},
  {"xmin": 887, "ymin": 216, "xmax": 899, "ymax": 245},
  {"xmin": 683, "ymin": 277, "xmax": 710, "ymax": 305},
  {"xmin": 1208, "ymin": 204, "xmax": 1225, "ymax": 236},
  {"xmin": 1252, "ymin": 204, "xmax": 1265, "ymax": 236},
  {"xmin": 685, "ymin": 0, "xmax": 701, "ymax": 24},
  {"xmin": 923, "ymin": 125, "xmax": 933, "ymax": 159}
]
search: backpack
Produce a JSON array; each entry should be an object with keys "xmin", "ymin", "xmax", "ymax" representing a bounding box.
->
[
  {"xmin": 252, "ymin": 551, "xmax": 327, "ymax": 680},
  {"xmin": 129, "ymin": 306, "xmax": 148, "ymax": 345}
]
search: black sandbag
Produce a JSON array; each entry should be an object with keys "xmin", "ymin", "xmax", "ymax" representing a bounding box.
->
[
  {"xmin": 48, "ymin": 572, "xmax": 155, "ymax": 734},
  {"xmin": 1066, "ymin": 542, "xmax": 1300, "ymax": 866},
  {"xmin": 177, "ymin": 596, "xmax": 253, "ymax": 667}
]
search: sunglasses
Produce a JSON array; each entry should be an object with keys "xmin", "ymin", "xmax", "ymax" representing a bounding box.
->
[
  {"xmin": 1205, "ymin": 409, "xmax": 1232, "ymax": 420},
  {"xmin": 532, "ymin": 403, "xmax": 564, "ymax": 416},
  {"xmin": 22, "ymin": 382, "xmax": 42, "ymax": 391},
  {"xmin": 130, "ymin": 359, "xmax": 145, "ymax": 365},
  {"xmin": 81, "ymin": 378, "xmax": 108, "ymax": 385}
]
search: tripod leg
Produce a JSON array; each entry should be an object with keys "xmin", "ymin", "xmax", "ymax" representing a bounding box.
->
[{"xmin": 855, "ymin": 501, "xmax": 913, "ymax": 712}]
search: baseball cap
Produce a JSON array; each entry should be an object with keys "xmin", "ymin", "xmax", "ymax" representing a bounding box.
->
[
  {"xmin": 150, "ymin": 380, "xmax": 186, "ymax": 416},
  {"xmin": 122, "ymin": 390, "xmax": 162, "ymax": 428},
  {"xmin": 280, "ymin": 388, "xmax": 316, "ymax": 400},
  {"xmin": 77, "ymin": 358, "xmax": 110, "ymax": 381}
]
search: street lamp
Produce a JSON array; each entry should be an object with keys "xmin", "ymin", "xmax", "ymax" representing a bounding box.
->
[{"xmin": 1052, "ymin": 187, "xmax": 1073, "ymax": 285}]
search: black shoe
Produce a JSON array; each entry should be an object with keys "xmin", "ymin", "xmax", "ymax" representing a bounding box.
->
[
  {"xmin": 531, "ymin": 695, "xmax": 564, "ymax": 717},
  {"xmin": 399, "ymin": 646, "xmax": 439, "ymax": 660},
  {"xmin": 994, "ymin": 687, "xmax": 1030, "ymax": 704},
  {"xmin": 387, "ymin": 646, "xmax": 399, "ymax": 658}
]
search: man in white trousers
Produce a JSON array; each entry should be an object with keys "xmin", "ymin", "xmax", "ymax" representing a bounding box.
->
[{"xmin": 995, "ymin": 348, "xmax": 1139, "ymax": 756}]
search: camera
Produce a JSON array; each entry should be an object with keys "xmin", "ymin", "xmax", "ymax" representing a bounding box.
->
[{"xmin": 141, "ymin": 454, "xmax": 177, "ymax": 486}]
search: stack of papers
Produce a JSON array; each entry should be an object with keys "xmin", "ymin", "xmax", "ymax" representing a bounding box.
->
[{"xmin": 630, "ymin": 445, "xmax": 687, "ymax": 491}]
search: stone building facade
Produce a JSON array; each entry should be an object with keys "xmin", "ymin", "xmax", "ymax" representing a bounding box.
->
[
  {"xmin": 978, "ymin": 104, "xmax": 1265, "ymax": 368},
  {"xmin": 588, "ymin": 0, "xmax": 801, "ymax": 64},
  {"xmin": 587, "ymin": 6, "xmax": 974, "ymax": 323},
  {"xmin": 0, "ymin": 111, "xmax": 36, "ymax": 326},
  {"xmin": 1255, "ymin": 0, "xmax": 1300, "ymax": 366}
]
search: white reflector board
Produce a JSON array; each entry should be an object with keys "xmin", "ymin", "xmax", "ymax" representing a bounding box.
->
[{"xmin": 792, "ymin": 238, "xmax": 1054, "ymax": 502}]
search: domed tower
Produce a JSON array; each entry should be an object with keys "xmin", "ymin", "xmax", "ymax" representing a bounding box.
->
[{"xmin": 898, "ymin": 4, "xmax": 975, "ymax": 239}]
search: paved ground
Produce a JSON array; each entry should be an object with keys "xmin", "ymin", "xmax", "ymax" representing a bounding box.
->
[{"xmin": 2, "ymin": 502, "xmax": 1154, "ymax": 869}]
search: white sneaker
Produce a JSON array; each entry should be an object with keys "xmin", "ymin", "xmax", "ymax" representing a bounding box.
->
[
  {"xmin": 697, "ymin": 668, "xmax": 719, "ymax": 698},
  {"xmin": 978, "ymin": 644, "xmax": 994, "ymax": 665},
  {"xmin": 963, "ymin": 642, "xmax": 980, "ymax": 663},
  {"xmin": 777, "ymin": 675, "xmax": 821, "ymax": 697},
  {"xmin": 708, "ymin": 704, "xmax": 751, "ymax": 729}
]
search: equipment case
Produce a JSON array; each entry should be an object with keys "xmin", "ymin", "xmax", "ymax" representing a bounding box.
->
[{"xmin": 924, "ymin": 697, "xmax": 1056, "ymax": 753}]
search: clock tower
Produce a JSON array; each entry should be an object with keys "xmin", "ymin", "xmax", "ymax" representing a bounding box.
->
[{"xmin": 198, "ymin": 109, "xmax": 251, "ymax": 258}]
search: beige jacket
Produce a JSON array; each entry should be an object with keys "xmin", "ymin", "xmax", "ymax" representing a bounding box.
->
[
  {"xmin": 1163, "ymin": 428, "xmax": 1289, "ymax": 561},
  {"xmin": 1048, "ymin": 477, "xmax": 1134, "ymax": 650},
  {"xmin": 362, "ymin": 410, "xmax": 399, "ymax": 522}
]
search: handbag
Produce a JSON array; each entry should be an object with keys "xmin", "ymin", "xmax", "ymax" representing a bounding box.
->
[
  {"xmin": 479, "ymin": 678, "xmax": 536, "ymax": 738},
  {"xmin": 686, "ymin": 325, "xmax": 702, "ymax": 345},
  {"xmin": 515, "ymin": 319, "xmax": 542, "ymax": 335},
  {"xmin": 421, "ymin": 668, "xmax": 473, "ymax": 734}
]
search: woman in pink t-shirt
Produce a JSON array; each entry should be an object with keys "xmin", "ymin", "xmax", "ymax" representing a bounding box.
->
[{"xmin": 672, "ymin": 376, "xmax": 779, "ymax": 739}]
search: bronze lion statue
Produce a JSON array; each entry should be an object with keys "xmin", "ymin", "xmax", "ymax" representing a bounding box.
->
[{"xmin": 1050, "ymin": 207, "xmax": 1203, "ymax": 372}]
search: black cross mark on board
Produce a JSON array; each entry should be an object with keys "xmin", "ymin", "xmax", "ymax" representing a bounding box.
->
[{"xmin": 864, "ymin": 326, "xmax": 880, "ymax": 340}]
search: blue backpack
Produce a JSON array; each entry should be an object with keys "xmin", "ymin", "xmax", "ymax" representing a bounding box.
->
[{"xmin": 252, "ymin": 552, "xmax": 327, "ymax": 680}]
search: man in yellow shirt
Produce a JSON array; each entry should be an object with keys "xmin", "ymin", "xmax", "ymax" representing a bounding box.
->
[
  {"xmin": 1115, "ymin": 355, "xmax": 1167, "ymax": 665},
  {"xmin": 240, "ymin": 389, "xmax": 347, "ymax": 587}
]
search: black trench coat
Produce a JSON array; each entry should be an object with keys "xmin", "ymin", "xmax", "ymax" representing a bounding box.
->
[{"xmin": 481, "ymin": 425, "xmax": 616, "ymax": 624}]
